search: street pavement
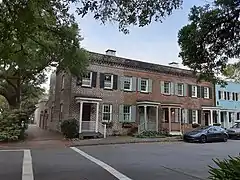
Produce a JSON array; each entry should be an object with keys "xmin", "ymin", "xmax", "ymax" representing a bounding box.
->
[{"xmin": 1, "ymin": 140, "xmax": 240, "ymax": 180}]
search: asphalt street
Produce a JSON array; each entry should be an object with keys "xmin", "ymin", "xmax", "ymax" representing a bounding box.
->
[{"xmin": 1, "ymin": 140, "xmax": 240, "ymax": 180}]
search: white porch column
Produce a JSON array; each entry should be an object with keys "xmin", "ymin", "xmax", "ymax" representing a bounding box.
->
[
  {"xmin": 156, "ymin": 106, "xmax": 159, "ymax": 132},
  {"xmin": 168, "ymin": 107, "xmax": 171, "ymax": 133},
  {"xmin": 226, "ymin": 112, "xmax": 229, "ymax": 128},
  {"xmin": 95, "ymin": 102, "xmax": 99, "ymax": 133},
  {"xmin": 144, "ymin": 105, "xmax": 147, "ymax": 130},
  {"xmin": 79, "ymin": 101, "xmax": 83, "ymax": 133},
  {"xmin": 179, "ymin": 108, "xmax": 182, "ymax": 134},
  {"xmin": 210, "ymin": 110, "xmax": 213, "ymax": 125}
]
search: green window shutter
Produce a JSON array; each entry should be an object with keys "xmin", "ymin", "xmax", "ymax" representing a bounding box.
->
[
  {"xmin": 148, "ymin": 79, "xmax": 153, "ymax": 93},
  {"xmin": 113, "ymin": 75, "xmax": 118, "ymax": 90},
  {"xmin": 119, "ymin": 105, "xmax": 124, "ymax": 122},
  {"xmin": 184, "ymin": 109, "xmax": 188, "ymax": 123},
  {"xmin": 209, "ymin": 87, "xmax": 213, "ymax": 99},
  {"xmin": 131, "ymin": 106, "xmax": 136, "ymax": 122},
  {"xmin": 132, "ymin": 77, "xmax": 137, "ymax": 91},
  {"xmin": 160, "ymin": 81, "xmax": 164, "ymax": 93},
  {"xmin": 119, "ymin": 76, "xmax": 124, "ymax": 90},
  {"xmin": 100, "ymin": 73, "xmax": 105, "ymax": 88},
  {"xmin": 188, "ymin": 85, "xmax": 192, "ymax": 97},
  {"xmin": 170, "ymin": 82, "xmax": 175, "ymax": 95},
  {"xmin": 201, "ymin": 87, "xmax": 204, "ymax": 98},
  {"xmin": 184, "ymin": 84, "xmax": 187, "ymax": 96},
  {"xmin": 175, "ymin": 83, "xmax": 178, "ymax": 95},
  {"xmin": 198, "ymin": 110, "xmax": 201, "ymax": 124},
  {"xmin": 188, "ymin": 109, "xmax": 193, "ymax": 124},
  {"xmin": 197, "ymin": 86, "xmax": 201, "ymax": 98},
  {"xmin": 137, "ymin": 78, "xmax": 141, "ymax": 91},
  {"xmin": 91, "ymin": 72, "xmax": 97, "ymax": 87}
]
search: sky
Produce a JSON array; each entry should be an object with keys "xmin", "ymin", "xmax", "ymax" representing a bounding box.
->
[{"xmin": 42, "ymin": 0, "xmax": 209, "ymax": 90}]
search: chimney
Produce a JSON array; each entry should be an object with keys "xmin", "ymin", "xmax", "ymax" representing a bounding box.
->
[
  {"xmin": 106, "ymin": 49, "xmax": 116, "ymax": 56},
  {"xmin": 168, "ymin": 62, "xmax": 179, "ymax": 68}
]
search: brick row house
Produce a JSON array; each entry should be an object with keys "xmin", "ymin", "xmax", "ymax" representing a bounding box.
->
[{"xmin": 46, "ymin": 49, "xmax": 216, "ymax": 136}]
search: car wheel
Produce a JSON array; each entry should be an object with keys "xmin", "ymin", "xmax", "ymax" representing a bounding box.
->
[
  {"xmin": 200, "ymin": 135, "xmax": 207, "ymax": 143},
  {"xmin": 223, "ymin": 134, "xmax": 228, "ymax": 142}
]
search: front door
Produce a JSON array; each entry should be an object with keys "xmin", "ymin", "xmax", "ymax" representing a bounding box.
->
[
  {"xmin": 82, "ymin": 103, "xmax": 91, "ymax": 121},
  {"xmin": 204, "ymin": 112, "xmax": 209, "ymax": 126}
]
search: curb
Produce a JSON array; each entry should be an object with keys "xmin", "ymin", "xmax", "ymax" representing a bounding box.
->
[{"xmin": 69, "ymin": 138, "xmax": 183, "ymax": 147}]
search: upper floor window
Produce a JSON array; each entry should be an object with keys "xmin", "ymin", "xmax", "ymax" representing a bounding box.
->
[
  {"xmin": 192, "ymin": 86, "xmax": 197, "ymax": 97},
  {"xmin": 232, "ymin": 92, "xmax": 236, "ymax": 101},
  {"xmin": 218, "ymin": 91, "xmax": 224, "ymax": 99},
  {"xmin": 102, "ymin": 104, "xmax": 112, "ymax": 122},
  {"xmin": 227, "ymin": 92, "xmax": 230, "ymax": 100},
  {"xmin": 140, "ymin": 78, "xmax": 149, "ymax": 92},
  {"xmin": 236, "ymin": 93, "xmax": 239, "ymax": 101},
  {"xmin": 163, "ymin": 82, "xmax": 171, "ymax": 94},
  {"xmin": 123, "ymin": 77, "xmax": 132, "ymax": 91},
  {"xmin": 177, "ymin": 83, "xmax": 184, "ymax": 96},
  {"xmin": 104, "ymin": 74, "xmax": 113, "ymax": 89},
  {"xmin": 82, "ymin": 72, "xmax": 92, "ymax": 87},
  {"xmin": 203, "ymin": 87, "xmax": 209, "ymax": 98},
  {"xmin": 224, "ymin": 91, "xmax": 227, "ymax": 100},
  {"xmin": 61, "ymin": 75, "xmax": 65, "ymax": 89}
]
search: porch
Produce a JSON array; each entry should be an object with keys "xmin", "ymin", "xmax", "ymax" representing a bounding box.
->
[
  {"xmin": 137, "ymin": 101, "xmax": 160, "ymax": 134},
  {"xmin": 202, "ymin": 106, "xmax": 221, "ymax": 126},
  {"xmin": 76, "ymin": 97, "xmax": 106, "ymax": 138},
  {"xmin": 161, "ymin": 104, "xmax": 182, "ymax": 135},
  {"xmin": 219, "ymin": 108, "xmax": 236, "ymax": 128}
]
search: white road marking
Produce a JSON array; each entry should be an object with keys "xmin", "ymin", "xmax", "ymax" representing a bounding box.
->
[
  {"xmin": 0, "ymin": 149, "xmax": 26, "ymax": 152},
  {"xmin": 70, "ymin": 147, "xmax": 132, "ymax": 180},
  {"xmin": 22, "ymin": 150, "xmax": 34, "ymax": 180}
]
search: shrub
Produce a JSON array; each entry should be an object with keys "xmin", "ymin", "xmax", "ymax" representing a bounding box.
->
[
  {"xmin": 136, "ymin": 131, "xmax": 166, "ymax": 138},
  {"xmin": 192, "ymin": 123, "xmax": 200, "ymax": 128},
  {"xmin": 209, "ymin": 156, "xmax": 240, "ymax": 180},
  {"xmin": 60, "ymin": 119, "xmax": 79, "ymax": 139}
]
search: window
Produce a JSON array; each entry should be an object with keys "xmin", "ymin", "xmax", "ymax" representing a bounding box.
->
[
  {"xmin": 123, "ymin": 77, "xmax": 132, "ymax": 91},
  {"xmin": 123, "ymin": 105, "xmax": 131, "ymax": 121},
  {"xmin": 177, "ymin": 83, "xmax": 184, "ymax": 96},
  {"xmin": 59, "ymin": 104, "xmax": 63, "ymax": 121},
  {"xmin": 102, "ymin": 104, "xmax": 112, "ymax": 122},
  {"xmin": 61, "ymin": 75, "xmax": 65, "ymax": 89},
  {"xmin": 140, "ymin": 78, "xmax": 148, "ymax": 92},
  {"xmin": 192, "ymin": 110, "xmax": 197, "ymax": 123},
  {"xmin": 203, "ymin": 87, "xmax": 209, "ymax": 98},
  {"xmin": 237, "ymin": 112, "xmax": 240, "ymax": 120},
  {"xmin": 192, "ymin": 86, "xmax": 197, "ymax": 97},
  {"xmin": 236, "ymin": 93, "xmax": 238, "ymax": 101},
  {"xmin": 164, "ymin": 82, "xmax": 171, "ymax": 94},
  {"xmin": 224, "ymin": 91, "xmax": 227, "ymax": 100},
  {"xmin": 218, "ymin": 91, "xmax": 221, "ymax": 99},
  {"xmin": 232, "ymin": 92, "xmax": 236, "ymax": 101},
  {"xmin": 238, "ymin": 93, "xmax": 240, "ymax": 101},
  {"xmin": 104, "ymin": 74, "xmax": 113, "ymax": 89},
  {"xmin": 82, "ymin": 72, "xmax": 92, "ymax": 87},
  {"xmin": 228, "ymin": 92, "xmax": 231, "ymax": 100}
]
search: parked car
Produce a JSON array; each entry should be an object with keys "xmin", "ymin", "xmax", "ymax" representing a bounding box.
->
[
  {"xmin": 183, "ymin": 126, "xmax": 228, "ymax": 143},
  {"xmin": 227, "ymin": 121, "xmax": 240, "ymax": 139}
]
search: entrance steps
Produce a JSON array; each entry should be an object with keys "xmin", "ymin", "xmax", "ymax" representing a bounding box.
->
[{"xmin": 79, "ymin": 132, "xmax": 104, "ymax": 139}]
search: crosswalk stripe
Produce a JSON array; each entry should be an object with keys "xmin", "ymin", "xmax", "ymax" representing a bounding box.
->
[{"xmin": 22, "ymin": 150, "xmax": 34, "ymax": 180}]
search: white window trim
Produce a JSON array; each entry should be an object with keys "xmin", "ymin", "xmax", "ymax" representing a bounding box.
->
[
  {"xmin": 220, "ymin": 91, "xmax": 224, "ymax": 100},
  {"xmin": 192, "ymin": 86, "xmax": 197, "ymax": 98},
  {"xmin": 163, "ymin": 82, "xmax": 171, "ymax": 95},
  {"xmin": 102, "ymin": 104, "xmax": 112, "ymax": 122},
  {"xmin": 82, "ymin": 72, "xmax": 92, "ymax": 87},
  {"xmin": 123, "ymin": 77, "xmax": 133, "ymax": 91},
  {"xmin": 123, "ymin": 105, "xmax": 132, "ymax": 122},
  {"xmin": 238, "ymin": 93, "xmax": 240, "ymax": 101},
  {"xmin": 229, "ymin": 92, "xmax": 233, "ymax": 101},
  {"xmin": 203, "ymin": 87, "xmax": 210, "ymax": 99},
  {"xmin": 177, "ymin": 83, "xmax": 184, "ymax": 96},
  {"xmin": 140, "ymin": 79, "xmax": 149, "ymax": 93},
  {"xmin": 104, "ymin": 74, "xmax": 114, "ymax": 89},
  {"xmin": 192, "ymin": 110, "xmax": 198, "ymax": 124}
]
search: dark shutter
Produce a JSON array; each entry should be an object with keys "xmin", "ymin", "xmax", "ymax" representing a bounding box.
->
[
  {"xmin": 100, "ymin": 73, "xmax": 105, "ymax": 88},
  {"xmin": 188, "ymin": 109, "xmax": 192, "ymax": 124},
  {"xmin": 201, "ymin": 87, "xmax": 204, "ymax": 98},
  {"xmin": 197, "ymin": 86, "xmax": 201, "ymax": 98},
  {"xmin": 113, "ymin": 75, "xmax": 118, "ymax": 90},
  {"xmin": 218, "ymin": 91, "xmax": 221, "ymax": 99},
  {"xmin": 91, "ymin": 72, "xmax": 97, "ymax": 87},
  {"xmin": 232, "ymin": 92, "xmax": 235, "ymax": 101},
  {"xmin": 76, "ymin": 77, "xmax": 82, "ymax": 86},
  {"xmin": 197, "ymin": 110, "xmax": 201, "ymax": 124},
  {"xmin": 224, "ymin": 91, "xmax": 227, "ymax": 100},
  {"xmin": 236, "ymin": 93, "xmax": 238, "ymax": 101},
  {"xmin": 227, "ymin": 92, "xmax": 230, "ymax": 100},
  {"xmin": 188, "ymin": 85, "xmax": 192, "ymax": 97},
  {"xmin": 209, "ymin": 87, "xmax": 212, "ymax": 99}
]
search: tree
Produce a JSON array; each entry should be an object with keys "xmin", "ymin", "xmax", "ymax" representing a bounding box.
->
[
  {"xmin": 76, "ymin": 0, "xmax": 183, "ymax": 33},
  {"xmin": 178, "ymin": 0, "xmax": 240, "ymax": 83},
  {"xmin": 0, "ymin": 0, "xmax": 88, "ymax": 108}
]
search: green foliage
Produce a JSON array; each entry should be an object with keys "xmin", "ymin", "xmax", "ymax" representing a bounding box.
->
[
  {"xmin": 0, "ymin": 109, "xmax": 28, "ymax": 142},
  {"xmin": 76, "ymin": 0, "xmax": 183, "ymax": 33},
  {"xmin": 178, "ymin": 0, "xmax": 240, "ymax": 83},
  {"xmin": 136, "ymin": 131, "xmax": 166, "ymax": 138},
  {"xmin": 209, "ymin": 156, "xmax": 240, "ymax": 180},
  {"xmin": 60, "ymin": 119, "xmax": 79, "ymax": 139},
  {"xmin": 192, "ymin": 123, "xmax": 200, "ymax": 128}
]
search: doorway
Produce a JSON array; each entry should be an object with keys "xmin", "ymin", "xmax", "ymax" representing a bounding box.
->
[
  {"xmin": 82, "ymin": 103, "xmax": 91, "ymax": 121},
  {"xmin": 204, "ymin": 112, "xmax": 209, "ymax": 126}
]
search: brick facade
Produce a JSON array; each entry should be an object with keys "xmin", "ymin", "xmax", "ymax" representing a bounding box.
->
[{"xmin": 46, "ymin": 51, "xmax": 215, "ymax": 135}]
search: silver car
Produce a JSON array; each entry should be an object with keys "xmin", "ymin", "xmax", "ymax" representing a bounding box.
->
[{"xmin": 227, "ymin": 121, "xmax": 240, "ymax": 139}]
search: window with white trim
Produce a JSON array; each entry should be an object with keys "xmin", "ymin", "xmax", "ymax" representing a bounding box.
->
[
  {"xmin": 140, "ymin": 78, "xmax": 148, "ymax": 92},
  {"xmin": 192, "ymin": 86, "xmax": 197, "ymax": 97},
  {"xmin": 123, "ymin": 105, "xmax": 131, "ymax": 121},
  {"xmin": 123, "ymin": 77, "xmax": 132, "ymax": 91},
  {"xmin": 203, "ymin": 87, "xmax": 209, "ymax": 98},
  {"xmin": 102, "ymin": 104, "xmax": 112, "ymax": 122},
  {"xmin": 104, "ymin": 74, "xmax": 113, "ymax": 89},
  {"xmin": 192, "ymin": 110, "xmax": 197, "ymax": 124},
  {"xmin": 163, "ymin": 82, "xmax": 171, "ymax": 94},
  {"xmin": 177, "ymin": 83, "xmax": 184, "ymax": 96},
  {"xmin": 82, "ymin": 72, "xmax": 92, "ymax": 87}
]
